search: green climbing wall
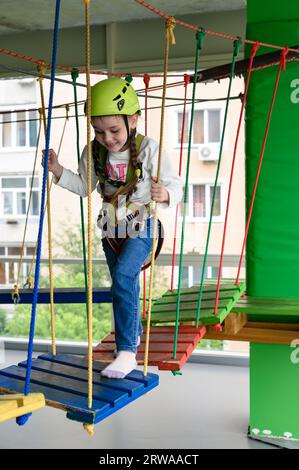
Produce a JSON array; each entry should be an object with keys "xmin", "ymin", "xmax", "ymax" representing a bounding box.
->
[
  {"xmin": 246, "ymin": 0, "xmax": 299, "ymax": 442},
  {"xmin": 246, "ymin": 1, "xmax": 299, "ymax": 297},
  {"xmin": 250, "ymin": 342, "xmax": 299, "ymax": 440}
]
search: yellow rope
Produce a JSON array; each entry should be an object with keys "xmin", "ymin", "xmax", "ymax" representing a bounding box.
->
[
  {"xmin": 84, "ymin": 0, "xmax": 93, "ymax": 432},
  {"xmin": 83, "ymin": 423, "xmax": 94, "ymax": 437},
  {"xmin": 143, "ymin": 18, "xmax": 176, "ymax": 376},
  {"xmin": 37, "ymin": 62, "xmax": 56, "ymax": 356},
  {"xmin": 12, "ymin": 112, "xmax": 42, "ymax": 303},
  {"xmin": 57, "ymin": 104, "xmax": 70, "ymax": 155},
  {"xmin": 166, "ymin": 16, "xmax": 176, "ymax": 46}
]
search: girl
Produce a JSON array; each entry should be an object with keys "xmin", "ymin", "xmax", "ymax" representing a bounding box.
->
[{"xmin": 43, "ymin": 77, "xmax": 182, "ymax": 379}]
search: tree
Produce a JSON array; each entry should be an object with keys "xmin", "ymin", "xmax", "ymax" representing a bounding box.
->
[
  {"xmin": 0, "ymin": 308, "xmax": 6, "ymax": 334},
  {"xmin": 5, "ymin": 223, "xmax": 112, "ymax": 342},
  {"xmin": 4, "ymin": 222, "xmax": 180, "ymax": 342}
]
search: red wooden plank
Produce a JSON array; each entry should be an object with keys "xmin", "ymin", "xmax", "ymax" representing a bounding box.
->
[
  {"xmin": 138, "ymin": 342, "xmax": 194, "ymax": 354},
  {"xmin": 92, "ymin": 325, "xmax": 206, "ymax": 372},
  {"xmin": 97, "ymin": 334, "xmax": 202, "ymax": 347},
  {"xmin": 141, "ymin": 326, "xmax": 204, "ymax": 334},
  {"xmin": 92, "ymin": 352, "xmax": 115, "ymax": 363},
  {"xmin": 94, "ymin": 342, "xmax": 191, "ymax": 354},
  {"xmin": 92, "ymin": 351, "xmax": 186, "ymax": 371}
]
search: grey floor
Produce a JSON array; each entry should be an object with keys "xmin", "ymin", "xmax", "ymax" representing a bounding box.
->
[{"xmin": 0, "ymin": 350, "xmax": 273, "ymax": 449}]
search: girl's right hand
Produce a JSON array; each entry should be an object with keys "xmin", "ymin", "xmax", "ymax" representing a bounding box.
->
[{"xmin": 42, "ymin": 149, "xmax": 63, "ymax": 179}]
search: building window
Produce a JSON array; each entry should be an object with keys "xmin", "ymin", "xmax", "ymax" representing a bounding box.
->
[
  {"xmin": 0, "ymin": 109, "xmax": 37, "ymax": 149},
  {"xmin": 176, "ymin": 109, "xmax": 221, "ymax": 146},
  {"xmin": 181, "ymin": 183, "xmax": 223, "ymax": 222},
  {"xmin": 0, "ymin": 176, "xmax": 39, "ymax": 218},
  {"xmin": 0, "ymin": 245, "xmax": 35, "ymax": 286}
]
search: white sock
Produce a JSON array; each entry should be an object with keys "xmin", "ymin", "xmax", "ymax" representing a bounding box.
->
[
  {"xmin": 101, "ymin": 351, "xmax": 137, "ymax": 379},
  {"xmin": 113, "ymin": 336, "xmax": 141, "ymax": 358}
]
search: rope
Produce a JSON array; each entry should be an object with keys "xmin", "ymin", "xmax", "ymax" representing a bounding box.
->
[
  {"xmin": 0, "ymin": 51, "xmax": 296, "ymax": 112},
  {"xmin": 24, "ymin": 106, "xmax": 69, "ymax": 289},
  {"xmin": 71, "ymin": 67, "xmax": 89, "ymax": 321},
  {"xmin": 11, "ymin": 112, "xmax": 42, "ymax": 303},
  {"xmin": 143, "ymin": 74, "xmax": 150, "ymax": 136},
  {"xmin": 195, "ymin": 39, "xmax": 242, "ymax": 328},
  {"xmin": 142, "ymin": 73, "xmax": 150, "ymax": 321},
  {"xmin": 143, "ymin": 17, "xmax": 176, "ymax": 376},
  {"xmin": 83, "ymin": 0, "xmax": 94, "ymax": 433},
  {"xmin": 0, "ymin": 47, "xmax": 186, "ymax": 78},
  {"xmin": 134, "ymin": 0, "xmax": 299, "ymax": 54},
  {"xmin": 23, "ymin": 0, "xmax": 61, "ymax": 414},
  {"xmin": 170, "ymin": 73, "xmax": 190, "ymax": 292},
  {"xmin": 214, "ymin": 42, "xmax": 260, "ymax": 314},
  {"xmin": 37, "ymin": 61, "xmax": 57, "ymax": 355},
  {"xmin": 235, "ymin": 47, "xmax": 289, "ymax": 285},
  {"xmin": 0, "ymin": 90, "xmax": 241, "ymax": 119},
  {"xmin": 173, "ymin": 30, "xmax": 206, "ymax": 358}
]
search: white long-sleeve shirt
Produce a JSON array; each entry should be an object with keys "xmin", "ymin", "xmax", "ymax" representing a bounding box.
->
[{"xmin": 54, "ymin": 135, "xmax": 183, "ymax": 212}]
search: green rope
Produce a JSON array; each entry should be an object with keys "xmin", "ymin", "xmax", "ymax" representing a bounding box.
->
[
  {"xmin": 71, "ymin": 67, "xmax": 89, "ymax": 320},
  {"xmin": 173, "ymin": 29, "xmax": 206, "ymax": 359},
  {"xmin": 172, "ymin": 370, "xmax": 183, "ymax": 376},
  {"xmin": 125, "ymin": 73, "xmax": 133, "ymax": 83},
  {"xmin": 195, "ymin": 38, "xmax": 242, "ymax": 328}
]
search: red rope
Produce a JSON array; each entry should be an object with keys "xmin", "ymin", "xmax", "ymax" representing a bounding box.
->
[
  {"xmin": 214, "ymin": 43, "xmax": 260, "ymax": 314},
  {"xmin": 142, "ymin": 73, "xmax": 150, "ymax": 320},
  {"xmin": 143, "ymin": 73, "xmax": 150, "ymax": 135},
  {"xmin": 170, "ymin": 74, "xmax": 190, "ymax": 292},
  {"xmin": 136, "ymin": 80, "xmax": 185, "ymax": 94},
  {"xmin": 134, "ymin": 0, "xmax": 299, "ymax": 54},
  {"xmin": 235, "ymin": 47, "xmax": 289, "ymax": 285},
  {"xmin": 0, "ymin": 47, "xmax": 185, "ymax": 78}
]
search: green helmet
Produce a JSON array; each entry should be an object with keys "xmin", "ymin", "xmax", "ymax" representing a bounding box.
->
[{"xmin": 90, "ymin": 77, "xmax": 140, "ymax": 117}]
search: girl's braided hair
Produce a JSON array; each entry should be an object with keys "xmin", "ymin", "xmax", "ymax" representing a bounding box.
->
[{"xmin": 92, "ymin": 137, "xmax": 101, "ymax": 177}]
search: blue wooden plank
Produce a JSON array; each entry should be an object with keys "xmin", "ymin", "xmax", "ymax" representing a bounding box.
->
[
  {"xmin": 18, "ymin": 359, "xmax": 144, "ymax": 397},
  {"xmin": 0, "ymin": 287, "xmax": 112, "ymax": 304},
  {"xmin": 0, "ymin": 366, "xmax": 128, "ymax": 407},
  {"xmin": 68, "ymin": 374, "xmax": 159, "ymax": 425},
  {"xmin": 38, "ymin": 353, "xmax": 157, "ymax": 387},
  {"xmin": 0, "ymin": 353, "xmax": 159, "ymax": 425},
  {"xmin": 0, "ymin": 372, "xmax": 109, "ymax": 423}
]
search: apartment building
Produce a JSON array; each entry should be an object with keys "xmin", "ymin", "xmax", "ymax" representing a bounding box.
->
[{"xmin": 0, "ymin": 78, "xmax": 39, "ymax": 285}]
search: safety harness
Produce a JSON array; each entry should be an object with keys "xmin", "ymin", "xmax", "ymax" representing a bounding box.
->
[{"xmin": 92, "ymin": 134, "xmax": 164, "ymax": 268}]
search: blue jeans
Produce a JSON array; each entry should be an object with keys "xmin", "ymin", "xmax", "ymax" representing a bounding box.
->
[{"xmin": 101, "ymin": 217, "xmax": 154, "ymax": 353}]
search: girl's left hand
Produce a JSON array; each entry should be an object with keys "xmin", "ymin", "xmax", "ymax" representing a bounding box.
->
[{"xmin": 151, "ymin": 177, "xmax": 169, "ymax": 204}]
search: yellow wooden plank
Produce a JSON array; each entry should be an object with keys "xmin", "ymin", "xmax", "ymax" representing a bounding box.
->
[{"xmin": 0, "ymin": 393, "xmax": 45, "ymax": 423}]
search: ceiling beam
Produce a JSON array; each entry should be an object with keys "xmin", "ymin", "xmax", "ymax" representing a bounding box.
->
[{"xmin": 0, "ymin": 10, "xmax": 246, "ymax": 78}]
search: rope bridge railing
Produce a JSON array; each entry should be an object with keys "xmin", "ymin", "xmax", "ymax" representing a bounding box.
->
[{"xmin": 0, "ymin": 254, "xmax": 246, "ymax": 268}]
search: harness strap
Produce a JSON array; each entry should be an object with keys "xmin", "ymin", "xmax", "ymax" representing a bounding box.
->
[{"xmin": 105, "ymin": 217, "xmax": 164, "ymax": 272}]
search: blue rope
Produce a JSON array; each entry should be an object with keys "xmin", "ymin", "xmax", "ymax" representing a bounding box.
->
[{"xmin": 21, "ymin": 0, "xmax": 61, "ymax": 414}]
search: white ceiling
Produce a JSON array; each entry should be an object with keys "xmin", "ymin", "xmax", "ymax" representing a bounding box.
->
[{"xmin": 0, "ymin": 0, "xmax": 246, "ymax": 35}]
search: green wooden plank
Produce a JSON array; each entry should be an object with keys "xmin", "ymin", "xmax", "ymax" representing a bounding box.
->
[
  {"xmin": 233, "ymin": 302, "xmax": 299, "ymax": 313},
  {"xmin": 161, "ymin": 280, "xmax": 245, "ymax": 298},
  {"xmin": 153, "ymin": 291, "xmax": 237, "ymax": 306},
  {"xmin": 152, "ymin": 299, "xmax": 229, "ymax": 313},
  {"xmin": 149, "ymin": 281, "xmax": 245, "ymax": 325},
  {"xmin": 236, "ymin": 296, "xmax": 299, "ymax": 306},
  {"xmin": 232, "ymin": 296, "xmax": 299, "ymax": 316},
  {"xmin": 149, "ymin": 304, "xmax": 228, "ymax": 324}
]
